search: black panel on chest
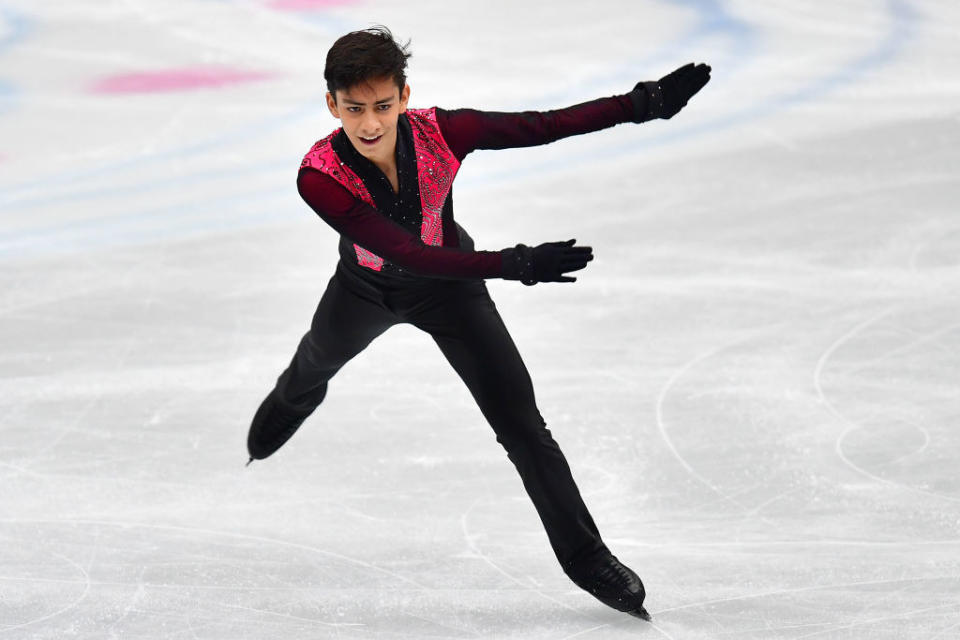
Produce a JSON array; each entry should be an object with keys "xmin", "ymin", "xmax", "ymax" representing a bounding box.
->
[{"xmin": 332, "ymin": 117, "xmax": 423, "ymax": 236}]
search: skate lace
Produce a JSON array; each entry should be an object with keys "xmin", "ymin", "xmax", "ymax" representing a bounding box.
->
[{"xmin": 596, "ymin": 558, "xmax": 635, "ymax": 589}]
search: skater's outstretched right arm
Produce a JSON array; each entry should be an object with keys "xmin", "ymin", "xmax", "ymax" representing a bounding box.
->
[{"xmin": 297, "ymin": 168, "xmax": 592, "ymax": 285}]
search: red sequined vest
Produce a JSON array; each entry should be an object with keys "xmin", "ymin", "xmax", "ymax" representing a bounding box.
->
[{"xmin": 300, "ymin": 108, "xmax": 461, "ymax": 271}]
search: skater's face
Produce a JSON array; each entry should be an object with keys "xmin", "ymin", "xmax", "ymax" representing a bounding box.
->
[{"xmin": 326, "ymin": 76, "xmax": 410, "ymax": 167}]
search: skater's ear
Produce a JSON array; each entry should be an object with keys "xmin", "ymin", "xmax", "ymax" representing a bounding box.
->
[
  {"xmin": 398, "ymin": 83, "xmax": 410, "ymax": 114},
  {"xmin": 326, "ymin": 91, "xmax": 341, "ymax": 120}
]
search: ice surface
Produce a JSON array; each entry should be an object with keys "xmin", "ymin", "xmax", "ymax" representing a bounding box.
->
[{"xmin": 1, "ymin": 0, "xmax": 959, "ymax": 638}]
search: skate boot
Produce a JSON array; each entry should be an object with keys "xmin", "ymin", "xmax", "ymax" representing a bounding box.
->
[
  {"xmin": 566, "ymin": 552, "xmax": 650, "ymax": 620},
  {"xmin": 246, "ymin": 391, "xmax": 313, "ymax": 464}
]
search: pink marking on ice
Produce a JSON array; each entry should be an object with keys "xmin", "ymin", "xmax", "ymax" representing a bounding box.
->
[
  {"xmin": 90, "ymin": 68, "xmax": 276, "ymax": 94},
  {"xmin": 268, "ymin": 0, "xmax": 358, "ymax": 10}
]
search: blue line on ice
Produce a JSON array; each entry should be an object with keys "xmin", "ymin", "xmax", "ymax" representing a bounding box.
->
[
  {"xmin": 0, "ymin": 4, "xmax": 32, "ymax": 117},
  {"xmin": 0, "ymin": 0, "xmax": 705, "ymax": 211},
  {"xmin": 0, "ymin": 1, "xmax": 919, "ymax": 258}
]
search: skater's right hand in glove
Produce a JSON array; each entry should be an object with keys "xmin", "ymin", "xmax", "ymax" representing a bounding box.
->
[
  {"xmin": 501, "ymin": 239, "xmax": 593, "ymax": 285},
  {"xmin": 628, "ymin": 62, "xmax": 712, "ymax": 121}
]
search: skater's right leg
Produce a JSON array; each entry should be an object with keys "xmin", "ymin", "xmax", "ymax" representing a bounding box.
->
[
  {"xmin": 405, "ymin": 279, "xmax": 649, "ymax": 619},
  {"xmin": 247, "ymin": 263, "xmax": 397, "ymax": 461},
  {"xmin": 274, "ymin": 264, "xmax": 397, "ymax": 411}
]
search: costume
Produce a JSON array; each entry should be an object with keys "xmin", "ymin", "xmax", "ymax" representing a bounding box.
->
[{"xmin": 300, "ymin": 107, "xmax": 459, "ymax": 270}]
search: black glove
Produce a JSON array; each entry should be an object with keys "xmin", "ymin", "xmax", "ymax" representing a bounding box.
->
[
  {"xmin": 502, "ymin": 239, "xmax": 593, "ymax": 285},
  {"xmin": 628, "ymin": 62, "xmax": 711, "ymax": 121}
]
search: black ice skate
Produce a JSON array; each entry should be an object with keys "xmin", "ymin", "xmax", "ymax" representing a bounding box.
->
[
  {"xmin": 566, "ymin": 552, "xmax": 650, "ymax": 621},
  {"xmin": 246, "ymin": 392, "xmax": 313, "ymax": 464}
]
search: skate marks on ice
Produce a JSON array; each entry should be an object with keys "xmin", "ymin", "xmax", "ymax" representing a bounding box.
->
[
  {"xmin": 0, "ymin": 518, "xmax": 452, "ymax": 637},
  {"xmin": 459, "ymin": 497, "xmax": 586, "ymax": 618},
  {"xmin": 614, "ymin": 242, "xmax": 960, "ymax": 634},
  {"xmin": 653, "ymin": 333, "xmax": 770, "ymax": 513},
  {"xmin": 634, "ymin": 312, "xmax": 958, "ymax": 634},
  {"xmin": 583, "ymin": 538, "xmax": 960, "ymax": 639},
  {"xmin": 559, "ymin": 618, "xmax": 677, "ymax": 640},
  {"xmin": 814, "ymin": 307, "xmax": 960, "ymax": 504},
  {"xmin": 458, "ymin": 496, "xmax": 675, "ymax": 638},
  {"xmin": 2, "ymin": 0, "xmax": 960, "ymax": 639},
  {"xmin": 0, "ymin": 550, "xmax": 91, "ymax": 637},
  {"xmin": 585, "ymin": 300, "xmax": 960, "ymax": 638},
  {"xmin": 655, "ymin": 577, "xmax": 960, "ymax": 638}
]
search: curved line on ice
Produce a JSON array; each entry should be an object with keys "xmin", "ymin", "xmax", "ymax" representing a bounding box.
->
[
  {"xmin": 652, "ymin": 339, "xmax": 751, "ymax": 510},
  {"xmin": 813, "ymin": 307, "xmax": 960, "ymax": 503},
  {"xmin": 475, "ymin": 0, "xmax": 919, "ymax": 185},
  {"xmin": 0, "ymin": 552, "xmax": 90, "ymax": 635},
  {"xmin": 458, "ymin": 497, "xmax": 600, "ymax": 621},
  {"xmin": 835, "ymin": 424, "xmax": 960, "ymax": 504}
]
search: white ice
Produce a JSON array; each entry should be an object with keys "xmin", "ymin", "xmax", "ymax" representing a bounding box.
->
[{"xmin": 1, "ymin": 1, "xmax": 959, "ymax": 638}]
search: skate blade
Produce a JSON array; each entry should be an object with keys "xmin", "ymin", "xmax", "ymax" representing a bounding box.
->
[{"xmin": 628, "ymin": 606, "xmax": 651, "ymax": 621}]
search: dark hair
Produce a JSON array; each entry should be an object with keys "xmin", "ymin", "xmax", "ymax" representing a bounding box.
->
[{"xmin": 324, "ymin": 26, "xmax": 412, "ymax": 99}]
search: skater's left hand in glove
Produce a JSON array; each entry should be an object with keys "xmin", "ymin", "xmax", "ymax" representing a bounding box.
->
[
  {"xmin": 628, "ymin": 62, "xmax": 712, "ymax": 121},
  {"xmin": 502, "ymin": 239, "xmax": 594, "ymax": 285}
]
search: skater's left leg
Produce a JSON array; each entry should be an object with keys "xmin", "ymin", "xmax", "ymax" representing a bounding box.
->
[{"xmin": 402, "ymin": 279, "xmax": 608, "ymax": 570}]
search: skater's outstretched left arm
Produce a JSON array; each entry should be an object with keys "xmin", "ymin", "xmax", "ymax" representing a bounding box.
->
[{"xmin": 438, "ymin": 63, "xmax": 712, "ymax": 160}]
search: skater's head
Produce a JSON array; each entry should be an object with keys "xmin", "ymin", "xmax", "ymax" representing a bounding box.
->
[{"xmin": 324, "ymin": 25, "xmax": 412, "ymax": 165}]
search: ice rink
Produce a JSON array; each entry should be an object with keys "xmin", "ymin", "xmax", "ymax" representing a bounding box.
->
[{"xmin": 2, "ymin": 1, "xmax": 959, "ymax": 638}]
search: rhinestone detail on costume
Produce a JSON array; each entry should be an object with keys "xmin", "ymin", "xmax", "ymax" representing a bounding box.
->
[{"xmin": 300, "ymin": 107, "xmax": 461, "ymax": 271}]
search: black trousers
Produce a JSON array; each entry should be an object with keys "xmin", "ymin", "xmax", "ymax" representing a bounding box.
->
[{"xmin": 271, "ymin": 261, "xmax": 609, "ymax": 570}]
